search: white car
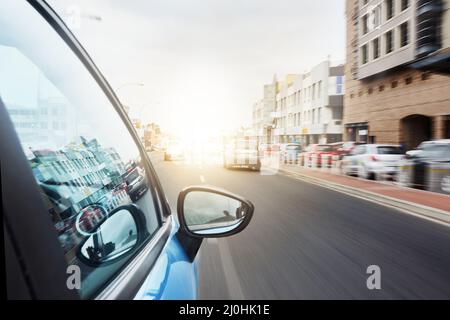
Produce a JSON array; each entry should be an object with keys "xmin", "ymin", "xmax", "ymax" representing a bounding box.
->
[
  {"xmin": 342, "ymin": 144, "xmax": 405, "ymax": 180},
  {"xmin": 406, "ymin": 139, "xmax": 450, "ymax": 157}
]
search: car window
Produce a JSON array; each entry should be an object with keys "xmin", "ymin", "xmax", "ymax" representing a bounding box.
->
[
  {"xmin": 377, "ymin": 146, "xmax": 403, "ymax": 155},
  {"xmin": 0, "ymin": 1, "xmax": 160, "ymax": 299},
  {"xmin": 286, "ymin": 145, "xmax": 301, "ymax": 151},
  {"xmin": 417, "ymin": 144, "xmax": 450, "ymax": 158}
]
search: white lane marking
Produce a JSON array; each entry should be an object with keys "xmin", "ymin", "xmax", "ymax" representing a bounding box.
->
[
  {"xmin": 217, "ymin": 239, "xmax": 245, "ymax": 300},
  {"xmin": 200, "ymin": 175, "xmax": 206, "ymax": 183}
]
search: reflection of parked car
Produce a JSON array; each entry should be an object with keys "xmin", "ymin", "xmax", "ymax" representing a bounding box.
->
[
  {"xmin": 342, "ymin": 144, "xmax": 404, "ymax": 180},
  {"xmin": 124, "ymin": 167, "xmax": 148, "ymax": 201},
  {"xmin": 401, "ymin": 140, "xmax": 450, "ymax": 190}
]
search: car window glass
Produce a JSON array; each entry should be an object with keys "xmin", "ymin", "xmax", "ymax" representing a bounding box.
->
[
  {"xmin": 418, "ymin": 145, "xmax": 450, "ymax": 158},
  {"xmin": 0, "ymin": 0, "xmax": 160, "ymax": 299},
  {"xmin": 377, "ymin": 146, "xmax": 403, "ymax": 155}
]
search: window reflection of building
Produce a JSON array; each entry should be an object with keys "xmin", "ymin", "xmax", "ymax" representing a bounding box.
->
[
  {"xmin": 6, "ymin": 97, "xmax": 74, "ymax": 150},
  {"xmin": 29, "ymin": 136, "xmax": 131, "ymax": 258}
]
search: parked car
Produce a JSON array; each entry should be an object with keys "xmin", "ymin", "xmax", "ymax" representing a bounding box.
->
[
  {"xmin": 406, "ymin": 139, "xmax": 450, "ymax": 158},
  {"xmin": 333, "ymin": 141, "xmax": 364, "ymax": 159},
  {"xmin": 342, "ymin": 144, "xmax": 405, "ymax": 180},
  {"xmin": 224, "ymin": 138, "xmax": 261, "ymax": 171},
  {"xmin": 280, "ymin": 143, "xmax": 302, "ymax": 162},
  {"xmin": 302, "ymin": 144, "xmax": 338, "ymax": 167},
  {"xmin": 400, "ymin": 140, "xmax": 450, "ymax": 190},
  {"xmin": 1, "ymin": 0, "xmax": 253, "ymax": 300}
]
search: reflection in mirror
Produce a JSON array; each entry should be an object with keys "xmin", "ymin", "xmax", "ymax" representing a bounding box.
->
[
  {"xmin": 80, "ymin": 209, "xmax": 137, "ymax": 264},
  {"xmin": 183, "ymin": 191, "xmax": 248, "ymax": 235}
]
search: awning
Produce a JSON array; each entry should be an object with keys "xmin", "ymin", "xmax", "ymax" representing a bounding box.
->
[{"xmin": 411, "ymin": 48, "xmax": 450, "ymax": 75}]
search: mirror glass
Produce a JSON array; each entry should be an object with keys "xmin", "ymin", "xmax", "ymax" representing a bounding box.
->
[
  {"xmin": 79, "ymin": 209, "xmax": 138, "ymax": 264},
  {"xmin": 183, "ymin": 191, "xmax": 248, "ymax": 235}
]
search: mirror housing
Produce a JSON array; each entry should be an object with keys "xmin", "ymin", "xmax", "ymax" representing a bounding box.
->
[{"xmin": 177, "ymin": 186, "xmax": 254, "ymax": 239}]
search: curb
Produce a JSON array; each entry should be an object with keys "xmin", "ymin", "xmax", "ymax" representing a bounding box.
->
[{"xmin": 278, "ymin": 168, "xmax": 450, "ymax": 225}]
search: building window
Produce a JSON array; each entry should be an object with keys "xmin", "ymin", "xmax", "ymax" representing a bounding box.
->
[
  {"xmin": 336, "ymin": 76, "xmax": 344, "ymax": 94},
  {"xmin": 400, "ymin": 22, "xmax": 409, "ymax": 47},
  {"xmin": 385, "ymin": 30, "xmax": 394, "ymax": 54},
  {"xmin": 361, "ymin": 44, "xmax": 368, "ymax": 64},
  {"xmin": 362, "ymin": 14, "xmax": 369, "ymax": 35},
  {"xmin": 379, "ymin": 85, "xmax": 385, "ymax": 92},
  {"xmin": 373, "ymin": 38, "xmax": 380, "ymax": 59},
  {"xmin": 405, "ymin": 76, "xmax": 412, "ymax": 85},
  {"xmin": 372, "ymin": 5, "xmax": 382, "ymax": 28},
  {"xmin": 401, "ymin": 0, "xmax": 410, "ymax": 11},
  {"xmin": 391, "ymin": 80, "xmax": 398, "ymax": 88},
  {"xmin": 332, "ymin": 106, "xmax": 343, "ymax": 120},
  {"xmin": 386, "ymin": 0, "xmax": 395, "ymax": 20}
]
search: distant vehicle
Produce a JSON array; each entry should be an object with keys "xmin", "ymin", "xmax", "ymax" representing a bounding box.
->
[
  {"xmin": 280, "ymin": 143, "xmax": 302, "ymax": 162},
  {"xmin": 164, "ymin": 142, "xmax": 184, "ymax": 161},
  {"xmin": 224, "ymin": 137, "xmax": 261, "ymax": 171},
  {"xmin": 401, "ymin": 140, "xmax": 450, "ymax": 190},
  {"xmin": 124, "ymin": 167, "xmax": 148, "ymax": 201},
  {"xmin": 342, "ymin": 144, "xmax": 404, "ymax": 180},
  {"xmin": 303, "ymin": 144, "xmax": 338, "ymax": 167}
]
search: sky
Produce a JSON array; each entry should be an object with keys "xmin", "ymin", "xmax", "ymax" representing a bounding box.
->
[{"xmin": 49, "ymin": 0, "xmax": 346, "ymax": 137}]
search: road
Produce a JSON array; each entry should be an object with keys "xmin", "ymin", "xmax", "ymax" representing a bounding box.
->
[{"xmin": 155, "ymin": 161, "xmax": 450, "ymax": 299}]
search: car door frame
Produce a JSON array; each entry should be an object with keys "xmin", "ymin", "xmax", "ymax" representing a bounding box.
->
[{"xmin": 2, "ymin": 0, "xmax": 174, "ymax": 300}]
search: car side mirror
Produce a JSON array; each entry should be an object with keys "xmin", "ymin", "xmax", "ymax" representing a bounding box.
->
[
  {"xmin": 77, "ymin": 204, "xmax": 148, "ymax": 266},
  {"xmin": 177, "ymin": 186, "xmax": 254, "ymax": 238}
]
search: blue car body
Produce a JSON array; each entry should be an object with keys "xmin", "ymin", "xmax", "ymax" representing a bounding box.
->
[{"xmin": 134, "ymin": 217, "xmax": 198, "ymax": 300}]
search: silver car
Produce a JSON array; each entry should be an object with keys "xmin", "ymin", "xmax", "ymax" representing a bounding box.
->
[{"xmin": 342, "ymin": 144, "xmax": 405, "ymax": 180}]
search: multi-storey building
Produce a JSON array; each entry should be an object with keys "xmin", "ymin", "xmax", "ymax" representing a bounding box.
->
[
  {"xmin": 270, "ymin": 60, "xmax": 345, "ymax": 146},
  {"xmin": 252, "ymin": 76, "xmax": 278, "ymax": 144},
  {"xmin": 344, "ymin": 0, "xmax": 450, "ymax": 150}
]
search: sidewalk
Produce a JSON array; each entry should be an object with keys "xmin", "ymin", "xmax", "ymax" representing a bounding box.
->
[{"xmin": 279, "ymin": 164, "xmax": 450, "ymax": 218}]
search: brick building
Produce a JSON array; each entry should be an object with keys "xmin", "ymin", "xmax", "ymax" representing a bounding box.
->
[{"xmin": 344, "ymin": 0, "xmax": 450, "ymax": 150}]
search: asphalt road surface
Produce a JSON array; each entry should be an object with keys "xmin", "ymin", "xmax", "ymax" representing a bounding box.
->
[{"xmin": 155, "ymin": 161, "xmax": 450, "ymax": 299}]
